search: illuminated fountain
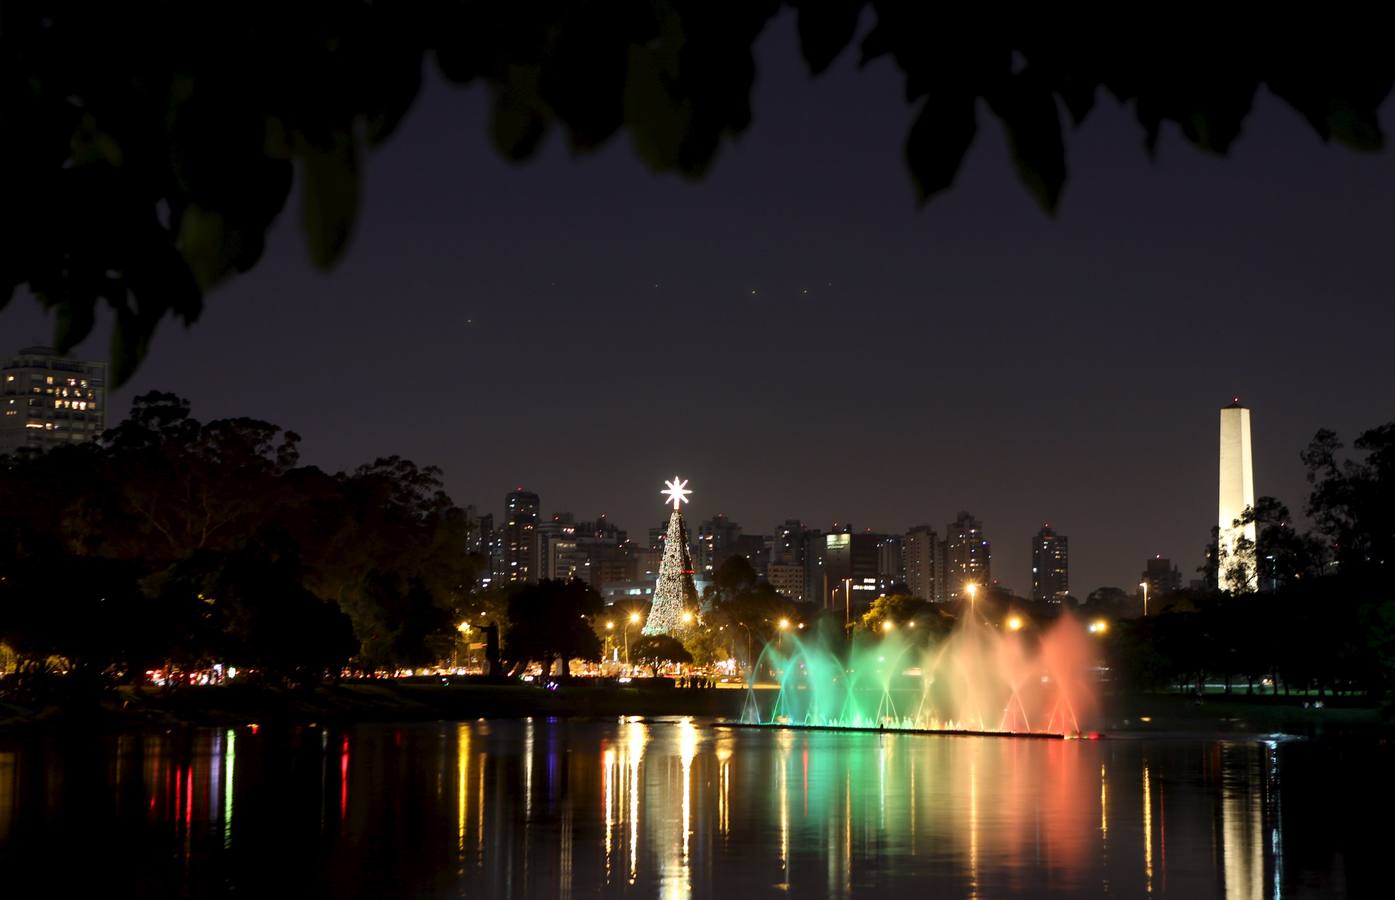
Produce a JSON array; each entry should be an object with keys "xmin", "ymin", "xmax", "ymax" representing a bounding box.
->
[{"xmin": 740, "ymin": 604, "xmax": 1097, "ymax": 738}]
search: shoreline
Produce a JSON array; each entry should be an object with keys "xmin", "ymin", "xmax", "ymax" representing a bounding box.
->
[{"xmin": 1, "ymin": 681, "xmax": 1389, "ymax": 739}]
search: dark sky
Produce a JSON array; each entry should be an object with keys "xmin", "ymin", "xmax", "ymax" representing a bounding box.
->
[{"xmin": 6, "ymin": 15, "xmax": 1394, "ymax": 595}]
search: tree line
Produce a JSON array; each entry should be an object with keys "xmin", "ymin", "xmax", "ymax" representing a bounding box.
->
[
  {"xmin": 1108, "ymin": 421, "xmax": 1395, "ymax": 703},
  {"xmin": 0, "ymin": 392, "xmax": 473, "ymax": 694}
]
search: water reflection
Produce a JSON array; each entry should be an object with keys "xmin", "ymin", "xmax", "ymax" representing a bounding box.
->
[{"xmin": 0, "ymin": 719, "xmax": 1381, "ymax": 897}]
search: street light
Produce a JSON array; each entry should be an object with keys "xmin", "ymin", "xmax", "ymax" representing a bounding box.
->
[
  {"xmin": 881, "ymin": 620, "xmax": 894, "ymax": 633},
  {"xmin": 1139, "ymin": 580, "xmax": 1149, "ymax": 617},
  {"xmin": 681, "ymin": 611, "xmax": 695, "ymax": 626},
  {"xmin": 843, "ymin": 577, "xmax": 853, "ymax": 630},
  {"xmin": 625, "ymin": 612, "xmax": 641, "ymax": 670},
  {"xmin": 777, "ymin": 617, "xmax": 790, "ymax": 649},
  {"xmin": 1006, "ymin": 615, "xmax": 1023, "ymax": 632},
  {"xmin": 1088, "ymin": 619, "xmax": 1109, "ymax": 635}
]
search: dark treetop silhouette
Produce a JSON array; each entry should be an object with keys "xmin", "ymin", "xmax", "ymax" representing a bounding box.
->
[{"xmin": 2, "ymin": 3, "xmax": 1391, "ymax": 383}]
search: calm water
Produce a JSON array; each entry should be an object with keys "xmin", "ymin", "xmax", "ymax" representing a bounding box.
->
[{"xmin": 0, "ymin": 718, "xmax": 1386, "ymax": 897}]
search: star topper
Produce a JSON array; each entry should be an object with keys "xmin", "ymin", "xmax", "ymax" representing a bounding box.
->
[{"xmin": 661, "ymin": 477, "xmax": 692, "ymax": 510}]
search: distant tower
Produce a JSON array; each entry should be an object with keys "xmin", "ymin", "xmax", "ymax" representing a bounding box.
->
[
  {"xmin": 1218, "ymin": 400, "xmax": 1257, "ymax": 592},
  {"xmin": 644, "ymin": 477, "xmax": 699, "ymax": 635}
]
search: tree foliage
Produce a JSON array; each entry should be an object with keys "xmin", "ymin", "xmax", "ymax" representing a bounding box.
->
[
  {"xmin": 4, "ymin": 4, "xmax": 1391, "ymax": 383},
  {"xmin": 629, "ymin": 633, "xmax": 692, "ymax": 677},
  {"xmin": 502, "ymin": 578, "xmax": 604, "ymax": 677},
  {"xmin": 0, "ymin": 392, "xmax": 470, "ymax": 680}
]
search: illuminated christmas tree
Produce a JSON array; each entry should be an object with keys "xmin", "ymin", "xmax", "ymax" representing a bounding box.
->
[{"xmin": 643, "ymin": 477, "xmax": 699, "ymax": 635}]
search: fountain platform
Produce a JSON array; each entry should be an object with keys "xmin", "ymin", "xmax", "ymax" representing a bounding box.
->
[{"xmin": 715, "ymin": 720, "xmax": 1081, "ymax": 740}]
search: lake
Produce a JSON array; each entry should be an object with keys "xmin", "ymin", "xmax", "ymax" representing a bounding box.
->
[{"xmin": 0, "ymin": 717, "xmax": 1385, "ymax": 897}]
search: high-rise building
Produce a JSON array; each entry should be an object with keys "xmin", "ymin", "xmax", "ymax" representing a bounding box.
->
[
  {"xmin": 504, "ymin": 489, "xmax": 540, "ymax": 583},
  {"xmin": 903, "ymin": 525, "xmax": 939, "ymax": 602},
  {"xmin": 1218, "ymin": 400, "xmax": 1257, "ymax": 592},
  {"xmin": 941, "ymin": 511, "xmax": 990, "ymax": 602},
  {"xmin": 771, "ymin": 520, "xmax": 805, "ymax": 567},
  {"xmin": 876, "ymin": 534, "xmax": 905, "ymax": 586},
  {"xmin": 734, "ymin": 533, "xmax": 770, "ymax": 577},
  {"xmin": 1030, "ymin": 524, "xmax": 1070, "ymax": 603},
  {"xmin": 697, "ymin": 513, "xmax": 742, "ymax": 574},
  {"xmin": 824, "ymin": 528, "xmax": 879, "ymax": 615},
  {"xmin": 1141, "ymin": 555, "xmax": 1182, "ymax": 599},
  {"xmin": 801, "ymin": 529, "xmax": 825, "ymax": 608},
  {"xmin": 1, "ymin": 346, "xmax": 107, "ymax": 455}
]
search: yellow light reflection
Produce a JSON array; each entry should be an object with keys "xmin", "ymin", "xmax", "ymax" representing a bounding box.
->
[
  {"xmin": 1143, "ymin": 763, "xmax": 1153, "ymax": 894},
  {"xmin": 627, "ymin": 720, "xmax": 647, "ymax": 885},
  {"xmin": 1100, "ymin": 763, "xmax": 1108, "ymax": 842},
  {"xmin": 457, "ymin": 725, "xmax": 469, "ymax": 855}
]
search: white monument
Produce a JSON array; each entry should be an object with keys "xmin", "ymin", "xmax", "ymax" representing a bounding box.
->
[{"xmin": 1218, "ymin": 400, "xmax": 1257, "ymax": 592}]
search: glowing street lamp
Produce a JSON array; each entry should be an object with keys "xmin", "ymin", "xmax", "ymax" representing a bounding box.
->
[
  {"xmin": 682, "ymin": 611, "xmax": 695, "ymax": 626},
  {"xmin": 881, "ymin": 620, "xmax": 895, "ymax": 633},
  {"xmin": 1139, "ymin": 580, "xmax": 1150, "ymax": 617},
  {"xmin": 777, "ymin": 618, "xmax": 791, "ymax": 631},
  {"xmin": 624, "ymin": 612, "xmax": 642, "ymax": 670},
  {"xmin": 1088, "ymin": 619, "xmax": 1109, "ymax": 636},
  {"xmin": 1006, "ymin": 615, "xmax": 1023, "ymax": 632}
]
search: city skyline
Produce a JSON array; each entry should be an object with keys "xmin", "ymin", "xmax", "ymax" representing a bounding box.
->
[{"xmin": 4, "ymin": 22, "xmax": 1391, "ymax": 595}]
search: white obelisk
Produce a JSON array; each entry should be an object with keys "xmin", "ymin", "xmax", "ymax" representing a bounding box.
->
[{"xmin": 1218, "ymin": 400, "xmax": 1257, "ymax": 592}]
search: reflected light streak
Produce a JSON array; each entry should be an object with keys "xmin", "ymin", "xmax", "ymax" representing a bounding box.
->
[
  {"xmin": 223, "ymin": 730, "xmax": 235, "ymax": 849},
  {"xmin": 457, "ymin": 725, "xmax": 469, "ymax": 856},
  {"xmin": 603, "ymin": 747, "xmax": 615, "ymax": 880},
  {"xmin": 627, "ymin": 721, "xmax": 647, "ymax": 885},
  {"xmin": 677, "ymin": 718, "xmax": 698, "ymax": 900},
  {"xmin": 715, "ymin": 734, "xmax": 732, "ymax": 837},
  {"xmin": 1100, "ymin": 763, "xmax": 1108, "ymax": 842},
  {"xmin": 969, "ymin": 757, "xmax": 980, "ymax": 900},
  {"xmin": 524, "ymin": 719, "xmax": 534, "ymax": 821},
  {"xmin": 1143, "ymin": 763, "xmax": 1153, "ymax": 894},
  {"xmin": 340, "ymin": 735, "xmax": 350, "ymax": 819}
]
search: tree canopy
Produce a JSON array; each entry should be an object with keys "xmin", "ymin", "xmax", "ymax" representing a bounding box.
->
[
  {"xmin": 0, "ymin": 391, "xmax": 472, "ymax": 681},
  {"xmin": 4, "ymin": 4, "xmax": 1391, "ymax": 383}
]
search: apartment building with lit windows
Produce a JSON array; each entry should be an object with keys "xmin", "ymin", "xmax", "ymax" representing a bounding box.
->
[{"xmin": 0, "ymin": 346, "xmax": 107, "ymax": 454}]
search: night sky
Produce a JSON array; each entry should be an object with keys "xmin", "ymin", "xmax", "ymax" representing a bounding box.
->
[{"xmin": 5, "ymin": 16, "xmax": 1394, "ymax": 596}]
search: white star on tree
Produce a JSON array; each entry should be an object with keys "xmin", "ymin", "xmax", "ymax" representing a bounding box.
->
[{"xmin": 661, "ymin": 477, "xmax": 691, "ymax": 510}]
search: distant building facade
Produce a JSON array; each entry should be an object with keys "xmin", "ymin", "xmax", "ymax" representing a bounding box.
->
[
  {"xmin": 1030, "ymin": 525, "xmax": 1070, "ymax": 603},
  {"xmin": 1, "ymin": 346, "xmax": 106, "ymax": 454},
  {"xmin": 1141, "ymin": 556, "xmax": 1183, "ymax": 599},
  {"xmin": 941, "ymin": 511, "xmax": 990, "ymax": 602},
  {"xmin": 504, "ymin": 489, "xmax": 540, "ymax": 582},
  {"xmin": 904, "ymin": 525, "xmax": 939, "ymax": 602},
  {"xmin": 824, "ymin": 528, "xmax": 879, "ymax": 614}
]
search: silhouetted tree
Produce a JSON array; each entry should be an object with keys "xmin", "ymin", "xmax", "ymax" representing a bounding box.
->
[
  {"xmin": 503, "ymin": 579, "xmax": 603, "ymax": 678},
  {"xmin": 629, "ymin": 634, "xmax": 693, "ymax": 677}
]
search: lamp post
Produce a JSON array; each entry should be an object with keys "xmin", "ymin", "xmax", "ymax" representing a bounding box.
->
[
  {"xmin": 1139, "ymin": 581, "xmax": 1149, "ymax": 617},
  {"xmin": 625, "ymin": 612, "xmax": 641, "ymax": 671},
  {"xmin": 777, "ymin": 617, "xmax": 790, "ymax": 649},
  {"xmin": 966, "ymin": 582, "xmax": 978, "ymax": 621},
  {"xmin": 605, "ymin": 621, "xmax": 615, "ymax": 667},
  {"xmin": 843, "ymin": 577, "xmax": 853, "ymax": 631}
]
